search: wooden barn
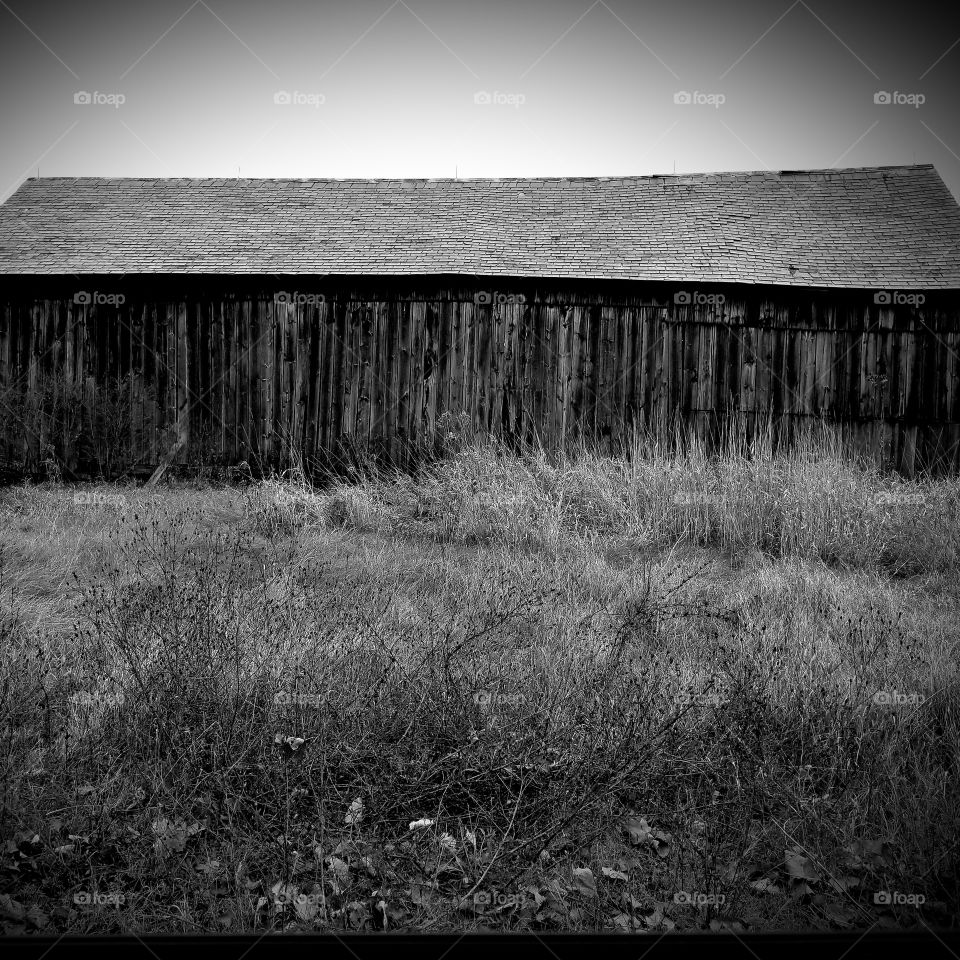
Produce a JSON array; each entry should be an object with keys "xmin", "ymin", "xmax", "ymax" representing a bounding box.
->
[{"xmin": 1, "ymin": 163, "xmax": 959, "ymax": 478}]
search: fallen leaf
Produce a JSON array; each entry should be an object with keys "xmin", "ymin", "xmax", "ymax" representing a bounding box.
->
[
  {"xmin": 750, "ymin": 877, "xmax": 782, "ymax": 895},
  {"xmin": 844, "ymin": 839, "xmax": 892, "ymax": 870},
  {"xmin": 828, "ymin": 876, "xmax": 860, "ymax": 894},
  {"xmin": 601, "ymin": 867, "xmax": 629, "ymax": 882},
  {"xmin": 624, "ymin": 817, "xmax": 671, "ymax": 856},
  {"xmin": 525, "ymin": 886, "xmax": 545, "ymax": 908},
  {"xmin": 653, "ymin": 833, "xmax": 672, "ymax": 858},
  {"xmin": 152, "ymin": 818, "xmax": 205, "ymax": 856},
  {"xmin": 439, "ymin": 833, "xmax": 457, "ymax": 853},
  {"xmin": 783, "ymin": 848, "xmax": 820, "ymax": 882},
  {"xmin": 643, "ymin": 907, "xmax": 664, "ymax": 928},
  {"xmin": 0, "ymin": 895, "xmax": 25, "ymax": 922},
  {"xmin": 572, "ymin": 868, "xmax": 597, "ymax": 898},
  {"xmin": 624, "ymin": 817, "xmax": 652, "ymax": 845},
  {"xmin": 623, "ymin": 893, "xmax": 645, "ymax": 912},
  {"xmin": 823, "ymin": 902, "xmax": 857, "ymax": 927},
  {"xmin": 344, "ymin": 797, "xmax": 365, "ymax": 826}
]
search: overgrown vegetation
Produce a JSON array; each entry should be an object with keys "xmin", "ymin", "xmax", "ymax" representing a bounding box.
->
[
  {"xmin": 0, "ymin": 371, "xmax": 159, "ymax": 481},
  {"xmin": 1, "ymin": 423, "xmax": 958, "ymax": 934}
]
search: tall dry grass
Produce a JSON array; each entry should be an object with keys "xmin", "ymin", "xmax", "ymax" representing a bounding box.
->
[
  {"xmin": 299, "ymin": 417, "xmax": 960, "ymax": 576},
  {"xmin": 0, "ymin": 422, "xmax": 958, "ymax": 933}
]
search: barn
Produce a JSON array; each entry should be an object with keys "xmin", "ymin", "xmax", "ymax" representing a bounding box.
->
[{"xmin": 1, "ymin": 163, "xmax": 959, "ymax": 479}]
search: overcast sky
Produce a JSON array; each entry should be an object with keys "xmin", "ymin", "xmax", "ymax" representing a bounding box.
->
[{"xmin": 1, "ymin": 0, "xmax": 959, "ymax": 201}]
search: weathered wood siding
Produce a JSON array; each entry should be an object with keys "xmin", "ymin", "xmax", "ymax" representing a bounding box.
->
[{"xmin": 1, "ymin": 279, "xmax": 958, "ymax": 476}]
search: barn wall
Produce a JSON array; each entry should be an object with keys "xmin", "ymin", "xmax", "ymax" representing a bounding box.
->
[{"xmin": 1, "ymin": 277, "xmax": 958, "ymax": 476}]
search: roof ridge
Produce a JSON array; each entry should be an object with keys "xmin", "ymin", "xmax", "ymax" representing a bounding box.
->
[{"xmin": 17, "ymin": 163, "xmax": 936, "ymax": 186}]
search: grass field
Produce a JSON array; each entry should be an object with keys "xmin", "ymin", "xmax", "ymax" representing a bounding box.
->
[{"xmin": 1, "ymin": 424, "xmax": 959, "ymax": 934}]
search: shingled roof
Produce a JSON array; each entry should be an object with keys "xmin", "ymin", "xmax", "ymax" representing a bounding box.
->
[{"xmin": 1, "ymin": 165, "xmax": 958, "ymax": 288}]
